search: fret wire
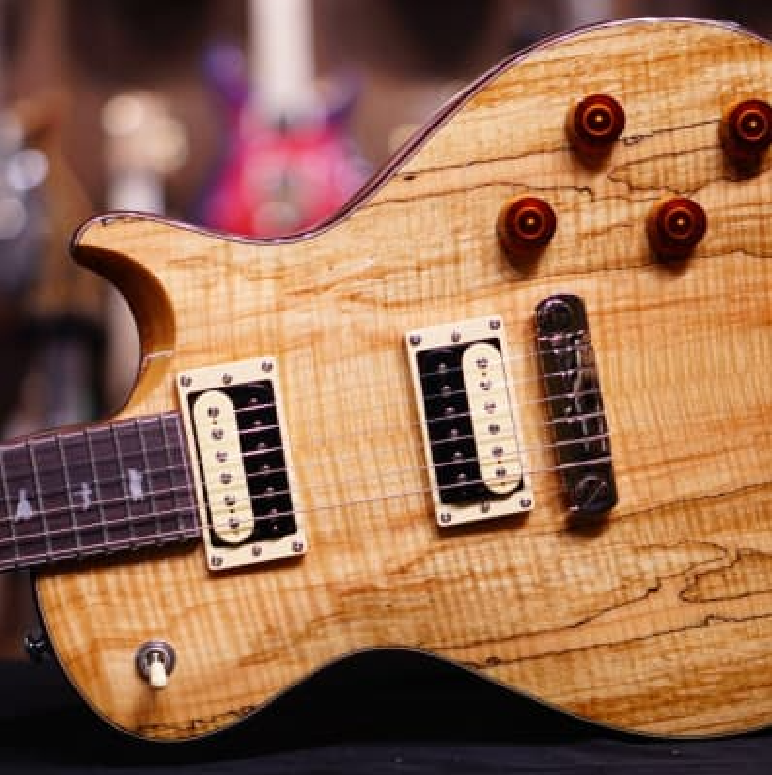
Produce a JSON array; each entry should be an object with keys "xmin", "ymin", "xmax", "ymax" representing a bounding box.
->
[
  {"xmin": 0, "ymin": 447, "xmax": 20, "ymax": 567},
  {"xmin": 156, "ymin": 417, "xmax": 184, "ymax": 533},
  {"xmin": 162, "ymin": 413, "xmax": 190, "ymax": 537},
  {"xmin": 28, "ymin": 441, "xmax": 52, "ymax": 560},
  {"xmin": 85, "ymin": 428, "xmax": 111, "ymax": 551},
  {"xmin": 56, "ymin": 434, "xmax": 82, "ymax": 559},
  {"xmin": 111, "ymin": 423, "xmax": 136, "ymax": 548},
  {"xmin": 138, "ymin": 416, "xmax": 162, "ymax": 543}
]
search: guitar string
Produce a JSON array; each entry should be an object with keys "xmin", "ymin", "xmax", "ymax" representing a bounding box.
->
[
  {"xmin": 0, "ymin": 455, "xmax": 608, "ymax": 565},
  {"xmin": 0, "ymin": 430, "xmax": 608, "ymax": 542},
  {"xmin": 0, "ymin": 393, "xmax": 609, "ymax": 514},
  {"xmin": 0, "ymin": 462, "xmax": 589, "ymax": 572},
  {"xmin": 0, "ymin": 415, "xmax": 608, "ymax": 526},
  {"xmin": 222, "ymin": 338, "xmax": 594, "ymax": 423},
  {"xmin": 0, "ymin": 344, "xmax": 612, "ymax": 555},
  {"xmin": 0, "ymin": 345, "xmax": 604, "ymax": 511}
]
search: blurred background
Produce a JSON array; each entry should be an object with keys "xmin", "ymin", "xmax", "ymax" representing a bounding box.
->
[{"xmin": 0, "ymin": 0, "xmax": 768, "ymax": 658}]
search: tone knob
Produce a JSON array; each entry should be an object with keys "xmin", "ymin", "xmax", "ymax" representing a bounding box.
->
[
  {"xmin": 646, "ymin": 197, "xmax": 707, "ymax": 261},
  {"xmin": 136, "ymin": 640, "xmax": 176, "ymax": 690},
  {"xmin": 497, "ymin": 196, "xmax": 556, "ymax": 262},
  {"xmin": 567, "ymin": 94, "xmax": 625, "ymax": 160},
  {"xmin": 720, "ymin": 98, "xmax": 772, "ymax": 169}
]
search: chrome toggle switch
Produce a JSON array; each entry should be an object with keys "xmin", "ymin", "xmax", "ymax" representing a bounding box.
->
[{"xmin": 135, "ymin": 640, "xmax": 176, "ymax": 690}]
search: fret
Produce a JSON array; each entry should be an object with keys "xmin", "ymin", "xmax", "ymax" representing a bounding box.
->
[
  {"xmin": 56, "ymin": 436, "xmax": 82, "ymax": 556},
  {"xmin": 30, "ymin": 438, "xmax": 77, "ymax": 558},
  {"xmin": 147, "ymin": 414, "xmax": 191, "ymax": 540},
  {"xmin": 163, "ymin": 412, "xmax": 198, "ymax": 536},
  {"xmin": 0, "ymin": 442, "xmax": 47, "ymax": 568},
  {"xmin": 61, "ymin": 430, "xmax": 107, "ymax": 553},
  {"xmin": 0, "ymin": 447, "xmax": 20, "ymax": 568},
  {"xmin": 113, "ymin": 420, "xmax": 154, "ymax": 543},
  {"xmin": 87, "ymin": 426, "xmax": 134, "ymax": 549}
]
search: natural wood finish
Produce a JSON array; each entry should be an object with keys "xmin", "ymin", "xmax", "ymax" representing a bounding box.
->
[{"xmin": 32, "ymin": 19, "xmax": 772, "ymax": 739}]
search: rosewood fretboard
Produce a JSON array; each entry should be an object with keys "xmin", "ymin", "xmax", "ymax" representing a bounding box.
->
[{"xmin": 0, "ymin": 412, "xmax": 200, "ymax": 572}]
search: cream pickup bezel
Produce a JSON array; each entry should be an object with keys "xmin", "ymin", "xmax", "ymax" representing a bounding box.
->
[
  {"xmin": 405, "ymin": 315, "xmax": 534, "ymax": 527},
  {"xmin": 177, "ymin": 357, "xmax": 306, "ymax": 571}
]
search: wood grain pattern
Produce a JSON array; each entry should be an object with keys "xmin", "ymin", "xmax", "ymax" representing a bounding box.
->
[{"xmin": 32, "ymin": 19, "xmax": 772, "ymax": 739}]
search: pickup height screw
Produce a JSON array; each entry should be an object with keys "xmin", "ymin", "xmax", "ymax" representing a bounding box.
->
[
  {"xmin": 210, "ymin": 556, "xmax": 224, "ymax": 568},
  {"xmin": 179, "ymin": 375, "xmax": 192, "ymax": 387},
  {"xmin": 252, "ymin": 545, "xmax": 262, "ymax": 557},
  {"xmin": 451, "ymin": 330, "xmax": 461, "ymax": 343},
  {"xmin": 440, "ymin": 512, "xmax": 452, "ymax": 524},
  {"xmin": 292, "ymin": 541, "xmax": 304, "ymax": 553},
  {"xmin": 222, "ymin": 373, "xmax": 233, "ymax": 385},
  {"xmin": 261, "ymin": 360, "xmax": 273, "ymax": 373},
  {"xmin": 409, "ymin": 334, "xmax": 422, "ymax": 346}
]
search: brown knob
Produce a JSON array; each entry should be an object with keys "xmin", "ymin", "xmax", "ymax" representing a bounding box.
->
[
  {"xmin": 497, "ymin": 196, "xmax": 556, "ymax": 260},
  {"xmin": 567, "ymin": 94, "xmax": 625, "ymax": 158},
  {"xmin": 720, "ymin": 98, "xmax": 772, "ymax": 167},
  {"xmin": 647, "ymin": 198, "xmax": 707, "ymax": 261}
]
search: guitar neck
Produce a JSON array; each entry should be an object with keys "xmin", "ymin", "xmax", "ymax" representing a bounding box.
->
[{"xmin": 0, "ymin": 412, "xmax": 199, "ymax": 573}]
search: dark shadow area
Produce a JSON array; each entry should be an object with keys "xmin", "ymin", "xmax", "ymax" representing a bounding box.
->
[{"xmin": 0, "ymin": 653, "xmax": 771, "ymax": 774}]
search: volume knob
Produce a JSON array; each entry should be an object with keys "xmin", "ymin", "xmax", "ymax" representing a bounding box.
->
[
  {"xmin": 720, "ymin": 98, "xmax": 772, "ymax": 169},
  {"xmin": 567, "ymin": 94, "xmax": 625, "ymax": 161},
  {"xmin": 497, "ymin": 196, "xmax": 557, "ymax": 263},
  {"xmin": 647, "ymin": 197, "xmax": 707, "ymax": 261}
]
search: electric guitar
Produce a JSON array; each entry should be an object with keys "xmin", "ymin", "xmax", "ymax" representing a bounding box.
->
[{"xmin": 6, "ymin": 18, "xmax": 772, "ymax": 741}]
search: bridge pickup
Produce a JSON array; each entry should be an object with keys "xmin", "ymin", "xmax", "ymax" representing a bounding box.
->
[
  {"xmin": 406, "ymin": 316, "xmax": 533, "ymax": 527},
  {"xmin": 177, "ymin": 358, "xmax": 305, "ymax": 571},
  {"xmin": 535, "ymin": 295, "xmax": 617, "ymax": 518}
]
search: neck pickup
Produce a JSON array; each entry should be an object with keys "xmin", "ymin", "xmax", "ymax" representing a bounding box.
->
[{"xmin": 535, "ymin": 294, "xmax": 618, "ymax": 519}]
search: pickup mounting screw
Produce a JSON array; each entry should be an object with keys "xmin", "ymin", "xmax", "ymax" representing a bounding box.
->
[
  {"xmin": 210, "ymin": 555, "xmax": 223, "ymax": 568},
  {"xmin": 409, "ymin": 334, "xmax": 422, "ymax": 346},
  {"xmin": 440, "ymin": 512, "xmax": 452, "ymax": 524},
  {"xmin": 292, "ymin": 541, "xmax": 304, "ymax": 553},
  {"xmin": 261, "ymin": 360, "xmax": 273, "ymax": 373},
  {"xmin": 222, "ymin": 373, "xmax": 233, "ymax": 385},
  {"xmin": 647, "ymin": 197, "xmax": 707, "ymax": 261},
  {"xmin": 179, "ymin": 375, "xmax": 192, "ymax": 388}
]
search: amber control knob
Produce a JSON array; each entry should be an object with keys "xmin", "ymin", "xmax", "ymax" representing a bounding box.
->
[
  {"xmin": 647, "ymin": 197, "xmax": 707, "ymax": 261},
  {"xmin": 567, "ymin": 94, "xmax": 626, "ymax": 158},
  {"xmin": 497, "ymin": 196, "xmax": 557, "ymax": 259},
  {"xmin": 720, "ymin": 98, "xmax": 772, "ymax": 166}
]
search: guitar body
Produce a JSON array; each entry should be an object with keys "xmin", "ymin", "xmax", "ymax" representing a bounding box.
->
[{"xmin": 34, "ymin": 19, "xmax": 772, "ymax": 739}]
